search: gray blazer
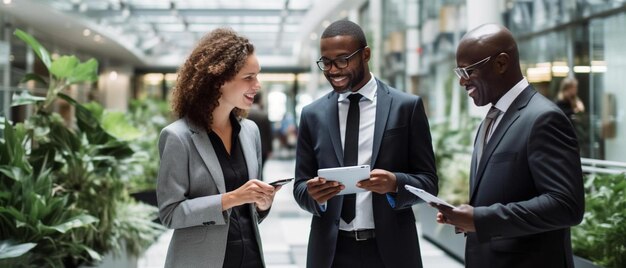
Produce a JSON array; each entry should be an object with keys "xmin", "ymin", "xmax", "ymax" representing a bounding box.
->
[{"xmin": 156, "ymin": 117, "xmax": 267, "ymax": 268}]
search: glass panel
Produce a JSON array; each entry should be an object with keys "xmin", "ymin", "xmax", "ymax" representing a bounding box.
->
[{"xmin": 589, "ymin": 13, "xmax": 626, "ymax": 162}]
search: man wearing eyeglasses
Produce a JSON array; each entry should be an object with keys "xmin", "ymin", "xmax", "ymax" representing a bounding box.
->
[
  {"xmin": 293, "ymin": 20, "xmax": 438, "ymax": 268},
  {"xmin": 431, "ymin": 24, "xmax": 584, "ymax": 268}
]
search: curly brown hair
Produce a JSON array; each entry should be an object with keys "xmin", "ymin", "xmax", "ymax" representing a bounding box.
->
[{"xmin": 171, "ymin": 28, "xmax": 255, "ymax": 129}]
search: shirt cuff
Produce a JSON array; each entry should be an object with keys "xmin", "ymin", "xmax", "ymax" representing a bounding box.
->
[
  {"xmin": 386, "ymin": 194, "xmax": 396, "ymax": 208},
  {"xmin": 318, "ymin": 201, "xmax": 327, "ymax": 212}
]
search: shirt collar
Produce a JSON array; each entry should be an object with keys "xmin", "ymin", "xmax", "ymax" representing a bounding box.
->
[
  {"xmin": 338, "ymin": 73, "xmax": 377, "ymax": 102},
  {"xmin": 494, "ymin": 77, "xmax": 529, "ymax": 113}
]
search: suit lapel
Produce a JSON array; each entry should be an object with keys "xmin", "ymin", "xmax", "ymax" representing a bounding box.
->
[
  {"xmin": 371, "ymin": 80, "xmax": 392, "ymax": 168},
  {"xmin": 238, "ymin": 121, "xmax": 259, "ymax": 180},
  {"xmin": 326, "ymin": 93, "xmax": 344, "ymax": 165},
  {"xmin": 188, "ymin": 119, "xmax": 226, "ymax": 193},
  {"xmin": 470, "ymin": 86, "xmax": 536, "ymax": 202}
]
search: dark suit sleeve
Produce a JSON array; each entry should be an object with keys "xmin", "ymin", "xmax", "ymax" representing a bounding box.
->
[
  {"xmin": 392, "ymin": 97, "xmax": 439, "ymax": 209},
  {"xmin": 474, "ymin": 109, "xmax": 585, "ymax": 241},
  {"xmin": 293, "ymin": 109, "xmax": 323, "ymax": 216}
]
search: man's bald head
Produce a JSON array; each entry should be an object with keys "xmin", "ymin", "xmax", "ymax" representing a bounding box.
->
[
  {"xmin": 458, "ymin": 24, "xmax": 519, "ymax": 66},
  {"xmin": 456, "ymin": 24, "xmax": 524, "ymax": 106}
]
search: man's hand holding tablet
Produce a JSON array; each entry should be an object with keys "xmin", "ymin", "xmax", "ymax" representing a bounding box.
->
[{"xmin": 404, "ymin": 185, "xmax": 455, "ymax": 208}]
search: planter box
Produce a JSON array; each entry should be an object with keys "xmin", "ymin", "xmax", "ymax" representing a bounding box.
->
[
  {"xmin": 130, "ymin": 190, "xmax": 157, "ymax": 207},
  {"xmin": 574, "ymin": 256, "xmax": 603, "ymax": 268},
  {"xmin": 415, "ymin": 203, "xmax": 465, "ymax": 262}
]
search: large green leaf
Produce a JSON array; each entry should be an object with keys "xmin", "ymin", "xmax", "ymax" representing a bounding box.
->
[
  {"xmin": 50, "ymin": 56, "xmax": 79, "ymax": 79},
  {"xmin": 0, "ymin": 166, "xmax": 24, "ymax": 181},
  {"xmin": 77, "ymin": 244, "xmax": 102, "ymax": 262},
  {"xmin": 0, "ymin": 241, "xmax": 37, "ymax": 259},
  {"xmin": 41, "ymin": 214, "xmax": 98, "ymax": 234},
  {"xmin": 68, "ymin": 58, "xmax": 98, "ymax": 84},
  {"xmin": 82, "ymin": 102, "xmax": 104, "ymax": 121},
  {"xmin": 11, "ymin": 90, "xmax": 46, "ymax": 107},
  {"xmin": 102, "ymin": 112, "xmax": 142, "ymax": 141},
  {"xmin": 13, "ymin": 29, "xmax": 51, "ymax": 69}
]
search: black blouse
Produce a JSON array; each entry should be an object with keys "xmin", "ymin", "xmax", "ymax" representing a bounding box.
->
[{"xmin": 208, "ymin": 114, "xmax": 262, "ymax": 268}]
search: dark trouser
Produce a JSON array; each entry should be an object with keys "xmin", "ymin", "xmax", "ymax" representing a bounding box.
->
[{"xmin": 331, "ymin": 233, "xmax": 385, "ymax": 268}]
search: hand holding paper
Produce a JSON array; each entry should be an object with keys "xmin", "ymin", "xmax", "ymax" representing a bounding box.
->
[{"xmin": 404, "ymin": 185, "xmax": 455, "ymax": 208}]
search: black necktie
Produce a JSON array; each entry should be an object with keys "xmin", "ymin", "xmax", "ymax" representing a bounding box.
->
[{"xmin": 341, "ymin": 93, "xmax": 362, "ymax": 223}]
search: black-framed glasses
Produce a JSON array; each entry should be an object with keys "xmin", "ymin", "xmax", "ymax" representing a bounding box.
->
[
  {"xmin": 316, "ymin": 47, "xmax": 365, "ymax": 71},
  {"xmin": 453, "ymin": 53, "xmax": 499, "ymax": 80}
]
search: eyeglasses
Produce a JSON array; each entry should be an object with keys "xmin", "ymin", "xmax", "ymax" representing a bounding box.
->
[
  {"xmin": 453, "ymin": 54, "xmax": 496, "ymax": 80},
  {"xmin": 316, "ymin": 47, "xmax": 365, "ymax": 71}
]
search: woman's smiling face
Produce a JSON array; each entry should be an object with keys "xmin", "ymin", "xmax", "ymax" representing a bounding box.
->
[{"xmin": 219, "ymin": 54, "xmax": 261, "ymax": 110}]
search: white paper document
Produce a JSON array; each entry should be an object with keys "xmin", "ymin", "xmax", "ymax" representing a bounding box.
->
[
  {"xmin": 317, "ymin": 165, "xmax": 370, "ymax": 195},
  {"xmin": 404, "ymin": 185, "xmax": 455, "ymax": 208}
]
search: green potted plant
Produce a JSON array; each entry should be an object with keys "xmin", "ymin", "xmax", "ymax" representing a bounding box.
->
[
  {"xmin": 0, "ymin": 29, "xmax": 165, "ymax": 267},
  {"xmin": 572, "ymin": 173, "xmax": 626, "ymax": 268}
]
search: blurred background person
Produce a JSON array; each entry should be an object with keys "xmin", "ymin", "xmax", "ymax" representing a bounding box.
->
[
  {"xmin": 555, "ymin": 76, "xmax": 585, "ymax": 122},
  {"xmin": 247, "ymin": 93, "xmax": 274, "ymax": 171}
]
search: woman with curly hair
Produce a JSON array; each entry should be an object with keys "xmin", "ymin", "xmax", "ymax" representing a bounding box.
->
[{"xmin": 156, "ymin": 28, "xmax": 280, "ymax": 268}]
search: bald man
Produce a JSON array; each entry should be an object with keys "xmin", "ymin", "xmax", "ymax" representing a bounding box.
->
[{"xmin": 432, "ymin": 24, "xmax": 584, "ymax": 267}]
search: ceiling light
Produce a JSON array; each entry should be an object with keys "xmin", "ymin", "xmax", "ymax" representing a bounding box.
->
[
  {"xmin": 3, "ymin": 0, "xmax": 12, "ymax": 5},
  {"xmin": 83, "ymin": 29, "xmax": 91, "ymax": 36},
  {"xmin": 94, "ymin": 35, "xmax": 102, "ymax": 42},
  {"xmin": 573, "ymin": 66, "xmax": 591, "ymax": 73}
]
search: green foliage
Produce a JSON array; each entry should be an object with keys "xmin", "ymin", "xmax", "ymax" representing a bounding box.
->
[
  {"xmin": 0, "ymin": 120, "xmax": 102, "ymax": 267},
  {"xmin": 123, "ymin": 98, "xmax": 172, "ymax": 192},
  {"xmin": 1, "ymin": 29, "xmax": 165, "ymax": 267},
  {"xmin": 572, "ymin": 173, "xmax": 626, "ymax": 268},
  {"xmin": 13, "ymin": 29, "xmax": 51, "ymax": 69},
  {"xmin": 430, "ymin": 116, "xmax": 478, "ymax": 205},
  {"xmin": 13, "ymin": 29, "xmax": 98, "ymax": 112}
]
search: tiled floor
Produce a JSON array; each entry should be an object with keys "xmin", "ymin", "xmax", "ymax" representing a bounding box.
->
[{"xmin": 138, "ymin": 158, "xmax": 463, "ymax": 268}]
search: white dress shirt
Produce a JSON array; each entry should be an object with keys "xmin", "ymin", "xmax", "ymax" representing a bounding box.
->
[
  {"xmin": 487, "ymin": 78, "xmax": 529, "ymax": 142},
  {"xmin": 337, "ymin": 74, "xmax": 377, "ymax": 231}
]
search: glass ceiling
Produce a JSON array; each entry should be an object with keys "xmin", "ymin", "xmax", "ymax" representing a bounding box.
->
[{"xmin": 42, "ymin": 0, "xmax": 315, "ymax": 66}]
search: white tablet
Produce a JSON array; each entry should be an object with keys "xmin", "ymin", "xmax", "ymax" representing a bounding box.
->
[
  {"xmin": 317, "ymin": 165, "xmax": 370, "ymax": 195},
  {"xmin": 404, "ymin": 185, "xmax": 455, "ymax": 208}
]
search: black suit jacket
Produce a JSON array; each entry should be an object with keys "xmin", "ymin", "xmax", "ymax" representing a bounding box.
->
[
  {"xmin": 466, "ymin": 86, "xmax": 584, "ymax": 268},
  {"xmin": 293, "ymin": 79, "xmax": 438, "ymax": 268}
]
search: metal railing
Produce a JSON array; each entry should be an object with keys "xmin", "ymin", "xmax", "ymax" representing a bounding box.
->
[{"xmin": 581, "ymin": 157, "xmax": 626, "ymax": 175}]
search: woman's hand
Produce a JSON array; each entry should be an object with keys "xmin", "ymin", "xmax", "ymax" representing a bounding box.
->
[
  {"xmin": 255, "ymin": 185, "xmax": 282, "ymax": 211},
  {"xmin": 221, "ymin": 179, "xmax": 276, "ymax": 211}
]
